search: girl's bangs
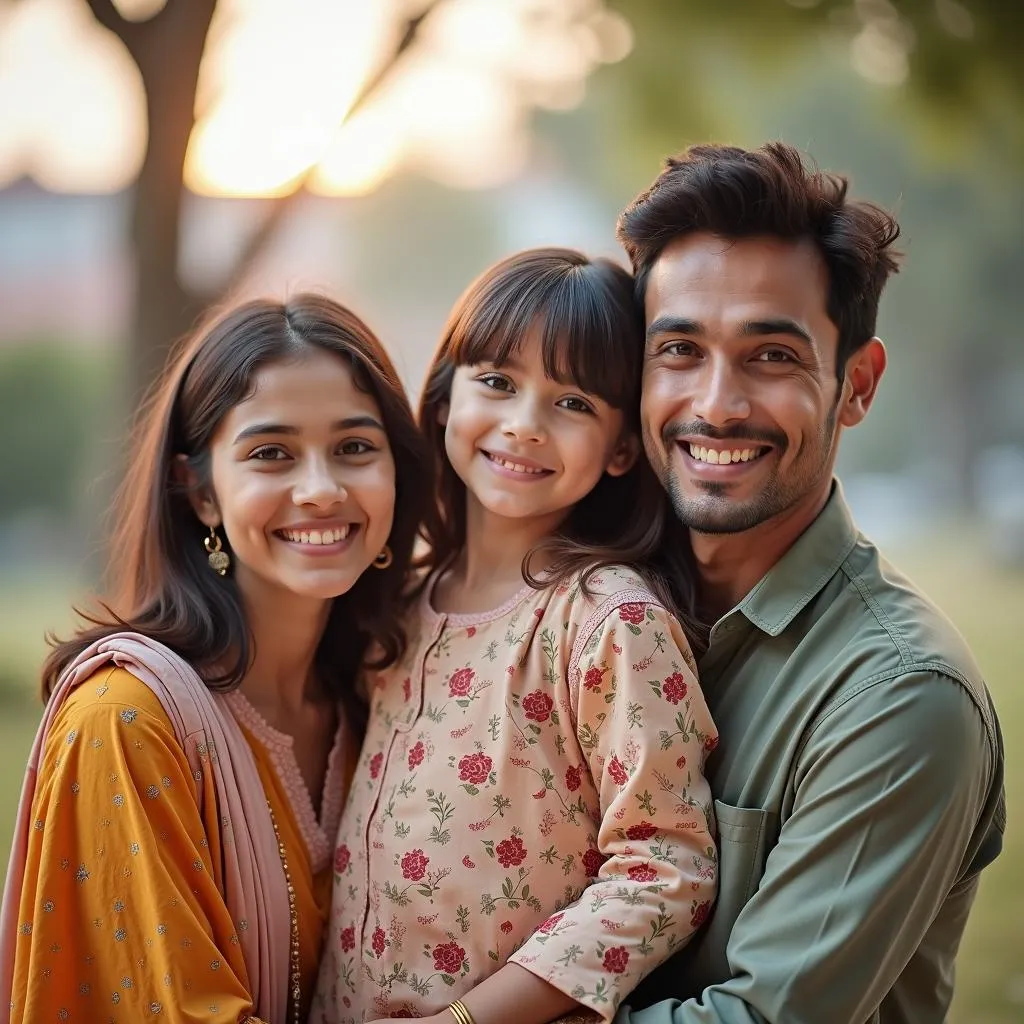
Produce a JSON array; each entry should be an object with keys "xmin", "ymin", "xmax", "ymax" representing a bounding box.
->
[{"xmin": 448, "ymin": 280, "xmax": 640, "ymax": 411}]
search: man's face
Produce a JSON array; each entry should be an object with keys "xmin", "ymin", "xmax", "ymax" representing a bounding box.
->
[{"xmin": 641, "ymin": 232, "xmax": 845, "ymax": 534}]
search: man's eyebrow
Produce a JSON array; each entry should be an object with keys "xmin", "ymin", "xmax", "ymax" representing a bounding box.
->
[
  {"xmin": 232, "ymin": 415, "xmax": 384, "ymax": 443},
  {"xmin": 646, "ymin": 316, "xmax": 704, "ymax": 341},
  {"xmin": 739, "ymin": 318, "xmax": 813, "ymax": 346}
]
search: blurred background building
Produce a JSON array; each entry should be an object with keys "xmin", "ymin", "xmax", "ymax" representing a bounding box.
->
[{"xmin": 0, "ymin": 1, "xmax": 1020, "ymax": 1019}]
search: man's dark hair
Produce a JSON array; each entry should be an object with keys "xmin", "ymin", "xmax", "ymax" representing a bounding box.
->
[{"xmin": 617, "ymin": 141, "xmax": 903, "ymax": 372}]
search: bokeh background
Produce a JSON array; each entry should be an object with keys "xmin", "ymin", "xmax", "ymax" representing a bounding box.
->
[{"xmin": 0, "ymin": 0, "xmax": 1020, "ymax": 1018}]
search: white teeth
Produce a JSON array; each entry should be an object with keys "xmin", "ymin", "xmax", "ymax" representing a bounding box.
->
[
  {"xmin": 490, "ymin": 454, "xmax": 546, "ymax": 475},
  {"xmin": 688, "ymin": 444, "xmax": 761, "ymax": 465},
  {"xmin": 281, "ymin": 526, "xmax": 351, "ymax": 544}
]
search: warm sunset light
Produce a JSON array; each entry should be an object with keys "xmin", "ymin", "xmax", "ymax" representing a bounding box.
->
[
  {"xmin": 0, "ymin": 0, "xmax": 147, "ymax": 192},
  {"xmin": 0, "ymin": 0, "xmax": 633, "ymax": 197}
]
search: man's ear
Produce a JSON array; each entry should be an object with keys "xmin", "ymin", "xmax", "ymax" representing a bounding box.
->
[
  {"xmin": 605, "ymin": 433, "xmax": 640, "ymax": 478},
  {"xmin": 839, "ymin": 337, "xmax": 886, "ymax": 428},
  {"xmin": 172, "ymin": 454, "xmax": 220, "ymax": 527}
]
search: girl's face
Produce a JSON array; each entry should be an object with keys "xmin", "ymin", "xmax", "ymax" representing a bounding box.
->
[
  {"xmin": 444, "ymin": 326, "xmax": 636, "ymax": 536},
  {"xmin": 191, "ymin": 348, "xmax": 396, "ymax": 610}
]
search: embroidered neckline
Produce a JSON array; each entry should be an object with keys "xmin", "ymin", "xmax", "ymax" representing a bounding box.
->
[
  {"xmin": 424, "ymin": 569, "xmax": 536, "ymax": 628},
  {"xmin": 223, "ymin": 689, "xmax": 346, "ymax": 874}
]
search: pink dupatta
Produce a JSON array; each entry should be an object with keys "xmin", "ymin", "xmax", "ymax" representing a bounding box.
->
[{"xmin": 0, "ymin": 632, "xmax": 291, "ymax": 1023}]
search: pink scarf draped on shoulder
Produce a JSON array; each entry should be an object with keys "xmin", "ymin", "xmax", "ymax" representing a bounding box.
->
[{"xmin": 0, "ymin": 631, "xmax": 291, "ymax": 1023}]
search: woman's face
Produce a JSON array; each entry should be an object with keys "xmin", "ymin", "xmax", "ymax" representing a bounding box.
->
[{"xmin": 194, "ymin": 347, "xmax": 396, "ymax": 611}]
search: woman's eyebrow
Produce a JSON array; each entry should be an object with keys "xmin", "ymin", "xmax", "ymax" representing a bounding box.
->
[{"xmin": 233, "ymin": 415, "xmax": 385, "ymax": 443}]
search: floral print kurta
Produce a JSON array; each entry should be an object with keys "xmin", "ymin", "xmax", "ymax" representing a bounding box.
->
[
  {"xmin": 312, "ymin": 567, "xmax": 718, "ymax": 1023},
  {"xmin": 8, "ymin": 666, "xmax": 351, "ymax": 1023}
]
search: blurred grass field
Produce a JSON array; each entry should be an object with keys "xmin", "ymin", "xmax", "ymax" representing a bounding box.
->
[{"xmin": 0, "ymin": 541, "xmax": 1020, "ymax": 1021}]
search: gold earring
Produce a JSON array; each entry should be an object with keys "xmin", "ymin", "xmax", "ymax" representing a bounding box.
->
[
  {"xmin": 204, "ymin": 525, "xmax": 231, "ymax": 576},
  {"xmin": 373, "ymin": 545, "xmax": 393, "ymax": 570}
]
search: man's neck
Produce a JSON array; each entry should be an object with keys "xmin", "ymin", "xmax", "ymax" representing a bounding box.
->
[{"xmin": 692, "ymin": 483, "xmax": 833, "ymax": 623}]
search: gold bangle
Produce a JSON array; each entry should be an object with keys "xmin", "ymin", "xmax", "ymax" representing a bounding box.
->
[{"xmin": 448, "ymin": 999, "xmax": 476, "ymax": 1024}]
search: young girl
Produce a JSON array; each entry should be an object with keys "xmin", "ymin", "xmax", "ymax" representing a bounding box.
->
[
  {"xmin": 312, "ymin": 249, "xmax": 718, "ymax": 1024},
  {"xmin": 0, "ymin": 295, "xmax": 432, "ymax": 1023}
]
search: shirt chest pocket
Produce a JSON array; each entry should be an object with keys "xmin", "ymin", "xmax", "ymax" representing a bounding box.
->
[{"xmin": 687, "ymin": 800, "xmax": 777, "ymax": 989}]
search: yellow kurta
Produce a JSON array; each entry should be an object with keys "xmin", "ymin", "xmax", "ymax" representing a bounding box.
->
[{"xmin": 8, "ymin": 665, "xmax": 351, "ymax": 1023}]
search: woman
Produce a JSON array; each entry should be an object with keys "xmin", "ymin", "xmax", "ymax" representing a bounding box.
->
[{"xmin": 1, "ymin": 294, "xmax": 432, "ymax": 1023}]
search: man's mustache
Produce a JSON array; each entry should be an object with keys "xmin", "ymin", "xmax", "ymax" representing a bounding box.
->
[{"xmin": 663, "ymin": 421, "xmax": 788, "ymax": 449}]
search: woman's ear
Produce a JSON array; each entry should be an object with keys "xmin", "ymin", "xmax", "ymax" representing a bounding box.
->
[
  {"xmin": 605, "ymin": 433, "xmax": 640, "ymax": 478},
  {"xmin": 437, "ymin": 401, "xmax": 449, "ymax": 427},
  {"xmin": 172, "ymin": 454, "xmax": 221, "ymax": 527}
]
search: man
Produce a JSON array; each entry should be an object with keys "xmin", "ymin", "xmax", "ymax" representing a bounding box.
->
[{"xmin": 616, "ymin": 142, "xmax": 1005, "ymax": 1023}]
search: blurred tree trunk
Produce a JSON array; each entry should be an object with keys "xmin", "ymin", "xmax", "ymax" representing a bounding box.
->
[
  {"xmin": 84, "ymin": 0, "xmax": 215, "ymax": 403},
  {"xmin": 82, "ymin": 0, "xmax": 438, "ymax": 406}
]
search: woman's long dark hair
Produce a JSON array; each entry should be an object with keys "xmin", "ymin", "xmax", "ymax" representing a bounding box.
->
[
  {"xmin": 43, "ymin": 294, "xmax": 434, "ymax": 730},
  {"xmin": 418, "ymin": 247, "xmax": 699, "ymax": 637}
]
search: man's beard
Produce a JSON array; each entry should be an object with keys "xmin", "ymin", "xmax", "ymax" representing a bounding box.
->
[{"xmin": 657, "ymin": 407, "xmax": 838, "ymax": 535}]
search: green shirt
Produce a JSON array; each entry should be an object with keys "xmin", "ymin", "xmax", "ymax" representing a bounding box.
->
[{"xmin": 623, "ymin": 483, "xmax": 1005, "ymax": 1024}]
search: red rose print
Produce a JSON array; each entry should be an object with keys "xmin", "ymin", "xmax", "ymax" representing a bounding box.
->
[
  {"xmin": 369, "ymin": 752, "xmax": 384, "ymax": 779},
  {"xmin": 466, "ymin": 626, "xmax": 477, "ymax": 638},
  {"xmin": 500, "ymin": 920, "xmax": 513, "ymax": 934},
  {"xmin": 602, "ymin": 946, "xmax": 630, "ymax": 974},
  {"xmin": 402, "ymin": 677, "xmax": 411, "ymax": 701},
  {"xmin": 340, "ymin": 925, "xmax": 355, "ymax": 952},
  {"xmin": 496, "ymin": 835, "xmax": 527, "ymax": 868},
  {"xmin": 618, "ymin": 603, "xmax": 646, "ymax": 625},
  {"xmin": 401, "ymin": 849, "xmax": 429, "ymax": 881},
  {"xmin": 676, "ymin": 754, "xmax": 687, "ymax": 769},
  {"xmin": 407, "ymin": 741, "xmax": 425, "ymax": 770},
  {"xmin": 458, "ymin": 752, "xmax": 493, "ymax": 785},
  {"xmin": 538, "ymin": 912, "xmax": 563, "ymax": 933},
  {"xmin": 627, "ymin": 864, "xmax": 658, "ymax": 882},
  {"xmin": 625, "ymin": 821, "xmax": 657, "ymax": 841},
  {"xmin": 432, "ymin": 940, "xmax": 466, "ymax": 975},
  {"xmin": 372, "ymin": 926, "xmax": 386, "ymax": 957},
  {"xmin": 691, "ymin": 900, "xmax": 712, "ymax": 928},
  {"xmin": 449, "ymin": 668, "xmax": 475, "ymax": 697},
  {"xmin": 607, "ymin": 756, "xmax": 628, "ymax": 786},
  {"xmin": 462, "ymin": 855, "xmax": 475, "ymax": 869},
  {"xmin": 522, "ymin": 690, "xmax": 554, "ymax": 723},
  {"xmin": 583, "ymin": 666, "xmax": 604, "ymax": 691},
  {"xmin": 704, "ymin": 735, "xmax": 719, "ymax": 754},
  {"xmin": 564, "ymin": 765, "xmax": 581, "ymax": 792},
  {"xmin": 582, "ymin": 847, "xmax": 605, "ymax": 878},
  {"xmin": 662, "ymin": 671, "xmax": 688, "ymax": 705},
  {"xmin": 334, "ymin": 844, "xmax": 351, "ymax": 874}
]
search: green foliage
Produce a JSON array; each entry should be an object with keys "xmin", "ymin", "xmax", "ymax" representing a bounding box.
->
[
  {"xmin": 0, "ymin": 342, "xmax": 122, "ymax": 520},
  {"xmin": 607, "ymin": 0, "xmax": 1024, "ymax": 169}
]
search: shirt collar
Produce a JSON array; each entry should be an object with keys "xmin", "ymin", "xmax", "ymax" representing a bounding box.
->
[{"xmin": 721, "ymin": 480, "xmax": 860, "ymax": 638}]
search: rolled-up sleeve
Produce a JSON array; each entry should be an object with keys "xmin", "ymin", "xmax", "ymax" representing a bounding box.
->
[{"xmin": 617, "ymin": 671, "xmax": 994, "ymax": 1024}]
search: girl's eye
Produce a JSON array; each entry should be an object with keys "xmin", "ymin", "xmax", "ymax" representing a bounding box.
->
[
  {"xmin": 557, "ymin": 396, "xmax": 594, "ymax": 414},
  {"xmin": 249, "ymin": 445, "xmax": 289, "ymax": 461},
  {"xmin": 478, "ymin": 373, "xmax": 513, "ymax": 392},
  {"xmin": 339, "ymin": 439, "xmax": 376, "ymax": 456}
]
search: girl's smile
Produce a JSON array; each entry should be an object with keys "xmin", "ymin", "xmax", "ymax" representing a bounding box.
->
[{"xmin": 444, "ymin": 327, "xmax": 634, "ymax": 540}]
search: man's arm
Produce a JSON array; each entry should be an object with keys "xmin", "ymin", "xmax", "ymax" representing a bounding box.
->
[{"xmin": 616, "ymin": 670, "xmax": 995, "ymax": 1024}]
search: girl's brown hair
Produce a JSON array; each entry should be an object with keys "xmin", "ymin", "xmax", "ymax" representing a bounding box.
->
[
  {"xmin": 418, "ymin": 247, "xmax": 698, "ymax": 633},
  {"xmin": 43, "ymin": 294, "xmax": 434, "ymax": 730}
]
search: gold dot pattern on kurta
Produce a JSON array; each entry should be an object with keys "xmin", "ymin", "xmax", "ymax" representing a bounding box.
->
[{"xmin": 8, "ymin": 665, "xmax": 346, "ymax": 1023}]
